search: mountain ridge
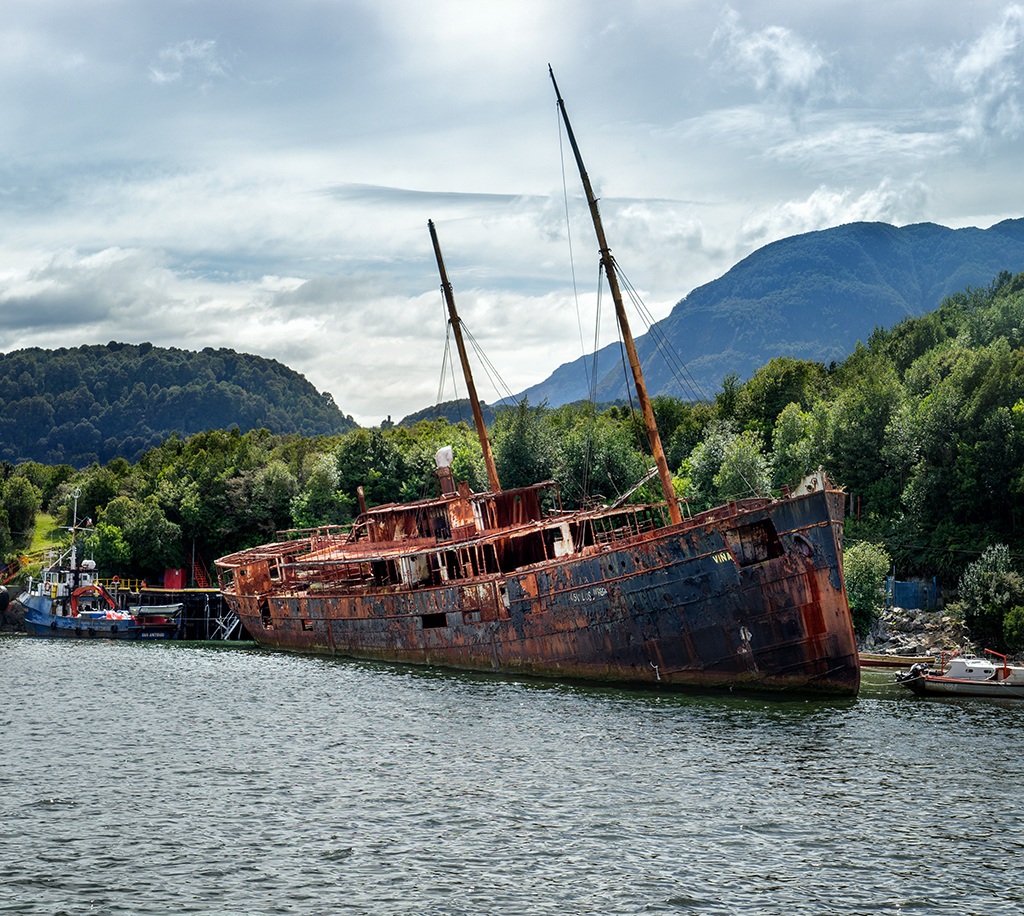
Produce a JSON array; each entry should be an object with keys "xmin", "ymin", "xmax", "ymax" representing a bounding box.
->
[
  {"xmin": 516, "ymin": 218, "xmax": 1024, "ymax": 406},
  {"xmin": 0, "ymin": 342, "xmax": 357, "ymax": 467}
]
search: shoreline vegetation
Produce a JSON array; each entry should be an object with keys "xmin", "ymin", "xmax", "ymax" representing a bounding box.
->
[{"xmin": 4, "ymin": 272, "xmax": 1024, "ymax": 653}]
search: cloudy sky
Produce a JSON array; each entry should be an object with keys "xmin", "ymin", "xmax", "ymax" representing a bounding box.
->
[{"xmin": 3, "ymin": 1, "xmax": 1024, "ymax": 425}]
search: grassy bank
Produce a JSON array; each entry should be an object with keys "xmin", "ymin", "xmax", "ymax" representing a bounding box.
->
[{"xmin": 27, "ymin": 513, "xmax": 60, "ymax": 557}]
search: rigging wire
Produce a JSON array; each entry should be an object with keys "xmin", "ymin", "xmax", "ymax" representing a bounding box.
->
[
  {"xmin": 434, "ymin": 319, "xmax": 454, "ymax": 416},
  {"xmin": 575, "ymin": 262, "xmax": 609, "ymax": 502},
  {"xmin": 558, "ymin": 102, "xmax": 592, "ymax": 393},
  {"xmin": 552, "ymin": 100, "xmax": 709, "ymax": 502},
  {"xmin": 600, "ymin": 261, "xmax": 645, "ymax": 455},
  {"xmin": 432, "ymin": 288, "xmax": 518, "ymax": 422},
  {"xmin": 553, "ymin": 91, "xmax": 706, "ymax": 409},
  {"xmin": 434, "ymin": 295, "xmax": 471, "ymax": 428},
  {"xmin": 613, "ymin": 256, "xmax": 708, "ymax": 404},
  {"xmin": 427, "ymin": 296, "xmax": 473, "ymax": 495},
  {"xmin": 461, "ymin": 324, "xmax": 519, "ymax": 408},
  {"xmin": 420, "ymin": 315, "xmax": 462, "ymax": 501},
  {"xmin": 588, "ymin": 263, "xmax": 604, "ymax": 406},
  {"xmin": 427, "ymin": 103, "xmax": 707, "ymax": 506},
  {"xmin": 555, "ymin": 103, "xmax": 604, "ymax": 504}
]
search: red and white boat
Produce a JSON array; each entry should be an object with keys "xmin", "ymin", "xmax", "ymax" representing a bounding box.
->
[{"xmin": 896, "ymin": 649, "xmax": 1024, "ymax": 698}]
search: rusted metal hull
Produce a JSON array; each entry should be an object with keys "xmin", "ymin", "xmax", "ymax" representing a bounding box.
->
[{"xmin": 218, "ymin": 485, "xmax": 860, "ymax": 695}]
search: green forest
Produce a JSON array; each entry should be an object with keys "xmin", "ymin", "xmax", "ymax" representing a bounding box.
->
[
  {"xmin": 0, "ymin": 341, "xmax": 357, "ymax": 466},
  {"xmin": 4, "ymin": 272, "xmax": 1024, "ymax": 646}
]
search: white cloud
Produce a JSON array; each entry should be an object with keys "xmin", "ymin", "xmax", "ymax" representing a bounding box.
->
[
  {"xmin": 739, "ymin": 179, "xmax": 932, "ymax": 247},
  {"xmin": 711, "ymin": 7, "xmax": 828, "ymax": 111},
  {"xmin": 2, "ymin": 1, "xmax": 1024, "ymax": 425},
  {"xmin": 0, "ymin": 240, "xmax": 588, "ymax": 425},
  {"xmin": 148, "ymin": 39, "xmax": 230, "ymax": 87},
  {"xmin": 951, "ymin": 3, "xmax": 1024, "ymax": 141},
  {"xmin": 0, "ymin": 248, "xmax": 177, "ymax": 332},
  {"xmin": 762, "ymin": 118, "xmax": 954, "ymax": 173}
]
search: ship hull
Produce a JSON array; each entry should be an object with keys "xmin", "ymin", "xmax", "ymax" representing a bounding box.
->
[
  {"xmin": 898, "ymin": 676, "xmax": 1024, "ymax": 699},
  {"xmin": 18, "ymin": 594, "xmax": 180, "ymax": 641},
  {"xmin": 220, "ymin": 488, "xmax": 859, "ymax": 695}
]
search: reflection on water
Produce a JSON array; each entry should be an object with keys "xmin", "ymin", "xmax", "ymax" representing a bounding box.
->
[{"xmin": 2, "ymin": 638, "xmax": 1022, "ymax": 915}]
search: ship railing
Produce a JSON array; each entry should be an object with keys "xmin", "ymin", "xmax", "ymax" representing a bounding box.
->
[
  {"xmin": 590, "ymin": 505, "xmax": 666, "ymax": 546},
  {"xmin": 285, "ymin": 551, "xmax": 433, "ymax": 593},
  {"xmin": 98, "ymin": 577, "xmax": 144, "ymax": 592},
  {"xmin": 286, "ymin": 557, "xmax": 366, "ymax": 575},
  {"xmin": 937, "ymin": 648, "xmax": 961, "ymax": 673},
  {"xmin": 1, "ymin": 554, "xmax": 34, "ymax": 584},
  {"xmin": 299, "ymin": 566, "xmax": 378, "ymax": 593},
  {"xmin": 276, "ymin": 524, "xmax": 352, "ymax": 544}
]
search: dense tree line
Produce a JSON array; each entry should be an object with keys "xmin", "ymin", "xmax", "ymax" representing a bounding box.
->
[
  {"xmin": 0, "ymin": 342, "xmax": 356, "ymax": 466},
  {"xmin": 6, "ymin": 272, "xmax": 1024, "ymax": 648}
]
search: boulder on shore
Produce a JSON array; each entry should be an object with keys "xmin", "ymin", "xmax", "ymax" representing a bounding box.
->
[
  {"xmin": 859, "ymin": 604, "xmax": 969, "ymax": 658},
  {"xmin": 0, "ymin": 586, "xmax": 25, "ymax": 633}
]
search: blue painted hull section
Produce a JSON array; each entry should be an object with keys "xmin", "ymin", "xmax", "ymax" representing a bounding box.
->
[{"xmin": 19, "ymin": 594, "xmax": 180, "ymax": 641}]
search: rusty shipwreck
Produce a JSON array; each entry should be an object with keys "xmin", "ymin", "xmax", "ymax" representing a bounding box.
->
[{"xmin": 214, "ymin": 69, "xmax": 860, "ymax": 695}]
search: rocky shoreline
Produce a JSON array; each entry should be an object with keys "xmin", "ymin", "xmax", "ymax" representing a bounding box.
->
[
  {"xmin": 859, "ymin": 605, "xmax": 968, "ymax": 658},
  {"xmin": 860, "ymin": 604, "xmax": 1024, "ymax": 664},
  {"xmin": 0, "ymin": 586, "xmax": 18, "ymax": 633},
  {"xmin": 1, "ymin": 605, "xmax": 24, "ymax": 633}
]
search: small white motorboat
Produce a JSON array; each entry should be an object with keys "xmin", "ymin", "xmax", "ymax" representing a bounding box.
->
[{"xmin": 895, "ymin": 649, "xmax": 1024, "ymax": 698}]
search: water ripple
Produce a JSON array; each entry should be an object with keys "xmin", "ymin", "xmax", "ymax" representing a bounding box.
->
[{"xmin": 2, "ymin": 639, "xmax": 1023, "ymax": 915}]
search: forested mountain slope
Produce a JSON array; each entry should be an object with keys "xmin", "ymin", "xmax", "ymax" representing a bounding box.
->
[
  {"xmin": 396, "ymin": 399, "xmax": 498, "ymax": 430},
  {"xmin": 518, "ymin": 219, "xmax": 1024, "ymax": 406},
  {"xmin": 0, "ymin": 342, "xmax": 356, "ymax": 466}
]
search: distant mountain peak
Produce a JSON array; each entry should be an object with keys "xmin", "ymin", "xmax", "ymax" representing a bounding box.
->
[{"xmin": 517, "ymin": 219, "xmax": 1024, "ymax": 407}]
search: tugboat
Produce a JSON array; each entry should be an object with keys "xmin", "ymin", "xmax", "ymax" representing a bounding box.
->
[{"xmin": 16, "ymin": 490, "xmax": 182, "ymax": 641}]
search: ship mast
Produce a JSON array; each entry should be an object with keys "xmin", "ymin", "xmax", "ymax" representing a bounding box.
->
[
  {"xmin": 428, "ymin": 219, "xmax": 502, "ymax": 494},
  {"xmin": 549, "ymin": 66, "xmax": 682, "ymax": 525}
]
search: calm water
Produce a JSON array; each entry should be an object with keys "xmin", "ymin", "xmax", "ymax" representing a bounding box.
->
[{"xmin": 2, "ymin": 637, "xmax": 1022, "ymax": 916}]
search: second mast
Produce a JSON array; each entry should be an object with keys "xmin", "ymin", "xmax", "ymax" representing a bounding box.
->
[{"xmin": 428, "ymin": 219, "xmax": 501, "ymax": 494}]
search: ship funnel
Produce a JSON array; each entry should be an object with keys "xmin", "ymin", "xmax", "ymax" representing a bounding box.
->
[{"xmin": 435, "ymin": 446, "xmax": 456, "ymax": 496}]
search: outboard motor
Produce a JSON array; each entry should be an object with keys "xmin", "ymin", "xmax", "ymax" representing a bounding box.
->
[
  {"xmin": 0, "ymin": 585, "xmax": 8, "ymax": 615},
  {"xmin": 895, "ymin": 661, "xmax": 928, "ymax": 684}
]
